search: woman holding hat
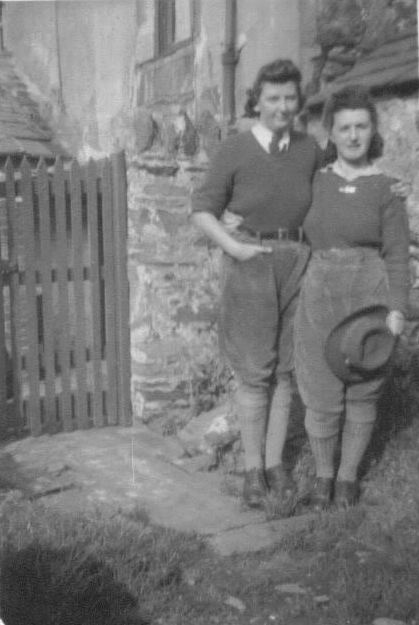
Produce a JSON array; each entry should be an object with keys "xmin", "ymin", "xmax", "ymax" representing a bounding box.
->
[{"xmin": 294, "ymin": 85, "xmax": 410, "ymax": 509}]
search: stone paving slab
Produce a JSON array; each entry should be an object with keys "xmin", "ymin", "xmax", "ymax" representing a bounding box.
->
[
  {"xmin": 0, "ymin": 424, "xmax": 311, "ymax": 555},
  {"xmin": 209, "ymin": 513, "xmax": 316, "ymax": 556}
]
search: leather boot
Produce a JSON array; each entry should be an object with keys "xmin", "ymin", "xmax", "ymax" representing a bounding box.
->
[
  {"xmin": 334, "ymin": 480, "xmax": 359, "ymax": 509},
  {"xmin": 265, "ymin": 464, "xmax": 295, "ymax": 499},
  {"xmin": 310, "ymin": 477, "xmax": 334, "ymax": 510},
  {"xmin": 242, "ymin": 468, "xmax": 267, "ymax": 508}
]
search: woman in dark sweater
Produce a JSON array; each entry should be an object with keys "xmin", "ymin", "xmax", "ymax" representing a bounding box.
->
[
  {"xmin": 192, "ymin": 59, "xmax": 322, "ymax": 508},
  {"xmin": 294, "ymin": 86, "xmax": 410, "ymax": 508}
]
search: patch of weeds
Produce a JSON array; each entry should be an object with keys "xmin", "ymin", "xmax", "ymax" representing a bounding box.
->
[
  {"xmin": 161, "ymin": 409, "xmax": 194, "ymax": 436},
  {"xmin": 121, "ymin": 504, "xmax": 151, "ymax": 526},
  {"xmin": 279, "ymin": 507, "xmax": 366, "ymax": 554},
  {"xmin": 328, "ymin": 524, "xmax": 419, "ymax": 625},
  {"xmin": 190, "ymin": 359, "xmax": 234, "ymax": 415},
  {"xmin": 361, "ymin": 418, "xmax": 419, "ymax": 529},
  {"xmin": 264, "ymin": 491, "xmax": 299, "ymax": 521},
  {"xmin": 278, "ymin": 500, "xmax": 419, "ymax": 625}
]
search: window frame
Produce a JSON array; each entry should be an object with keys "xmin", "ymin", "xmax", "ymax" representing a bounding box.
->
[{"xmin": 154, "ymin": 0, "xmax": 198, "ymax": 58}]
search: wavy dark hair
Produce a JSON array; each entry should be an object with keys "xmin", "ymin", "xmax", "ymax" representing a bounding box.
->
[
  {"xmin": 244, "ymin": 59, "xmax": 304, "ymax": 118},
  {"xmin": 322, "ymin": 85, "xmax": 384, "ymax": 163}
]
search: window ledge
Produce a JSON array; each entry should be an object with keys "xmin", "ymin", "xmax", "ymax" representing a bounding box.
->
[{"xmin": 136, "ymin": 39, "xmax": 194, "ymax": 70}]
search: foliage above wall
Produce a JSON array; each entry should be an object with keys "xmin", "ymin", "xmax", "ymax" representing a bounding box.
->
[{"xmin": 307, "ymin": 0, "xmax": 417, "ymax": 95}]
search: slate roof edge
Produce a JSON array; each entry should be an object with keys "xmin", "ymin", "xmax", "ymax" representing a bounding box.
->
[
  {"xmin": 0, "ymin": 51, "xmax": 70, "ymax": 161},
  {"xmin": 306, "ymin": 28, "xmax": 418, "ymax": 110}
]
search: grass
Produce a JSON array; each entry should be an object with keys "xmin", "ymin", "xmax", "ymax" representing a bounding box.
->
[
  {"xmin": 275, "ymin": 412, "xmax": 419, "ymax": 625},
  {"xmin": 0, "ymin": 498, "xmax": 206, "ymax": 625},
  {"xmin": 2, "ymin": 419, "xmax": 419, "ymax": 625}
]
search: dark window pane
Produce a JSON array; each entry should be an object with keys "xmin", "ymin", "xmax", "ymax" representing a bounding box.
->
[{"xmin": 157, "ymin": 0, "xmax": 176, "ymax": 55}]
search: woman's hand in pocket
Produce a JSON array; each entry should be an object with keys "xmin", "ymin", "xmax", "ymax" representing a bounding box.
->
[
  {"xmin": 229, "ymin": 241, "xmax": 272, "ymax": 261},
  {"xmin": 386, "ymin": 310, "xmax": 405, "ymax": 336}
]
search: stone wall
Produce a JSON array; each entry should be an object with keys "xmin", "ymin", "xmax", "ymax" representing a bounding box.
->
[
  {"xmin": 127, "ymin": 148, "xmax": 227, "ymax": 425},
  {"xmin": 377, "ymin": 97, "xmax": 419, "ymax": 298}
]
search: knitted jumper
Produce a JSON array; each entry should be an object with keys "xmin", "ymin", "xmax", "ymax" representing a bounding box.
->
[
  {"xmin": 192, "ymin": 130, "xmax": 322, "ymax": 232},
  {"xmin": 304, "ymin": 167, "xmax": 410, "ymax": 313}
]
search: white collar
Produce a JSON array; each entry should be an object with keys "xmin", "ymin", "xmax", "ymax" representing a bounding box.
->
[
  {"xmin": 251, "ymin": 122, "xmax": 290, "ymax": 153},
  {"xmin": 328, "ymin": 160, "xmax": 382, "ymax": 180}
]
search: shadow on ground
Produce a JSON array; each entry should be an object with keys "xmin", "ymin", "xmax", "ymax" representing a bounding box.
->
[
  {"xmin": 0, "ymin": 543, "xmax": 147, "ymax": 625},
  {"xmin": 0, "ymin": 449, "xmax": 34, "ymax": 497},
  {"xmin": 283, "ymin": 390, "xmax": 307, "ymax": 473}
]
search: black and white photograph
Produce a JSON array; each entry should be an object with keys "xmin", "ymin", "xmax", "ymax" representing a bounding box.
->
[{"xmin": 0, "ymin": 1, "xmax": 418, "ymax": 623}]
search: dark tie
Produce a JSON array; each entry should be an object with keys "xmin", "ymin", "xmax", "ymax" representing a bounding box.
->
[{"xmin": 269, "ymin": 131, "xmax": 283, "ymax": 156}]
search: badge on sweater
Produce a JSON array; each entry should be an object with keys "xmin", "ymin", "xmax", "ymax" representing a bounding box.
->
[{"xmin": 339, "ymin": 185, "xmax": 357, "ymax": 194}]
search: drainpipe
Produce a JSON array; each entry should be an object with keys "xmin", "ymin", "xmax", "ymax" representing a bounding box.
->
[
  {"xmin": 222, "ymin": 0, "xmax": 239, "ymax": 128},
  {"xmin": 54, "ymin": 0, "xmax": 65, "ymax": 112},
  {"xmin": 0, "ymin": 2, "xmax": 4, "ymax": 51}
]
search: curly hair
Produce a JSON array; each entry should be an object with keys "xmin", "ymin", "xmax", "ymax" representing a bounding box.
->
[
  {"xmin": 322, "ymin": 85, "xmax": 384, "ymax": 163},
  {"xmin": 244, "ymin": 59, "xmax": 304, "ymax": 118}
]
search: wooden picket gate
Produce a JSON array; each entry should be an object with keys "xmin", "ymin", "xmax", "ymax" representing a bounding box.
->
[{"xmin": 0, "ymin": 152, "xmax": 131, "ymax": 438}]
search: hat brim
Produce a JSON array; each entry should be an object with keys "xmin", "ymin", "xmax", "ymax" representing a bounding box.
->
[{"xmin": 325, "ymin": 305, "xmax": 395, "ymax": 383}]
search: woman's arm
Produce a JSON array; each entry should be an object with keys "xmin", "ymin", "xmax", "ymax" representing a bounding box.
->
[
  {"xmin": 381, "ymin": 190, "xmax": 410, "ymax": 335},
  {"xmin": 191, "ymin": 211, "xmax": 271, "ymax": 261},
  {"xmin": 191, "ymin": 135, "xmax": 271, "ymax": 261}
]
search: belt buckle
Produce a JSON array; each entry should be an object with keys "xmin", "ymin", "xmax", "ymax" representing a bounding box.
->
[{"xmin": 278, "ymin": 228, "xmax": 287, "ymax": 241}]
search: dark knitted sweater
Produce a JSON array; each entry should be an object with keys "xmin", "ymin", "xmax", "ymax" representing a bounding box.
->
[
  {"xmin": 192, "ymin": 130, "xmax": 322, "ymax": 232},
  {"xmin": 304, "ymin": 167, "xmax": 410, "ymax": 313}
]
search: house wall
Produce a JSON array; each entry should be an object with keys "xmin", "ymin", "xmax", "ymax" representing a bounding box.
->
[
  {"xmin": 235, "ymin": 0, "xmax": 301, "ymax": 108},
  {"xmin": 3, "ymin": 0, "xmax": 138, "ymax": 157},
  {"xmin": 133, "ymin": 0, "xmax": 302, "ymax": 126},
  {"xmin": 3, "ymin": 2, "xmax": 60, "ymax": 99}
]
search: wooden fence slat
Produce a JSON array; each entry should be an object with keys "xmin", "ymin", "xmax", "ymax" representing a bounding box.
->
[
  {"xmin": 101, "ymin": 158, "xmax": 118, "ymax": 424},
  {"xmin": 86, "ymin": 159, "xmax": 104, "ymax": 426},
  {"xmin": 70, "ymin": 159, "xmax": 89, "ymax": 428},
  {"xmin": 37, "ymin": 158, "xmax": 57, "ymax": 431},
  {"xmin": 111, "ymin": 152, "xmax": 131, "ymax": 426},
  {"xmin": 0, "ymin": 257, "xmax": 7, "ymax": 413},
  {"xmin": 1, "ymin": 152, "xmax": 131, "ymax": 439},
  {"xmin": 53, "ymin": 157, "xmax": 73, "ymax": 431},
  {"xmin": 5, "ymin": 158, "xmax": 23, "ymax": 433},
  {"xmin": 20, "ymin": 157, "xmax": 41, "ymax": 436}
]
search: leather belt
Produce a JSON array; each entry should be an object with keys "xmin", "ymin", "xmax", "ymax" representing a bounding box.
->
[{"xmin": 239, "ymin": 226, "xmax": 304, "ymax": 242}]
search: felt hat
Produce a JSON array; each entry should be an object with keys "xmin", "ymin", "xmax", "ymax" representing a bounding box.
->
[{"xmin": 324, "ymin": 305, "xmax": 396, "ymax": 383}]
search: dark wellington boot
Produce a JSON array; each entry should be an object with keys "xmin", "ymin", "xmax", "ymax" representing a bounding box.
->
[
  {"xmin": 334, "ymin": 480, "xmax": 359, "ymax": 509},
  {"xmin": 242, "ymin": 468, "xmax": 267, "ymax": 508},
  {"xmin": 265, "ymin": 464, "xmax": 296, "ymax": 499}
]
